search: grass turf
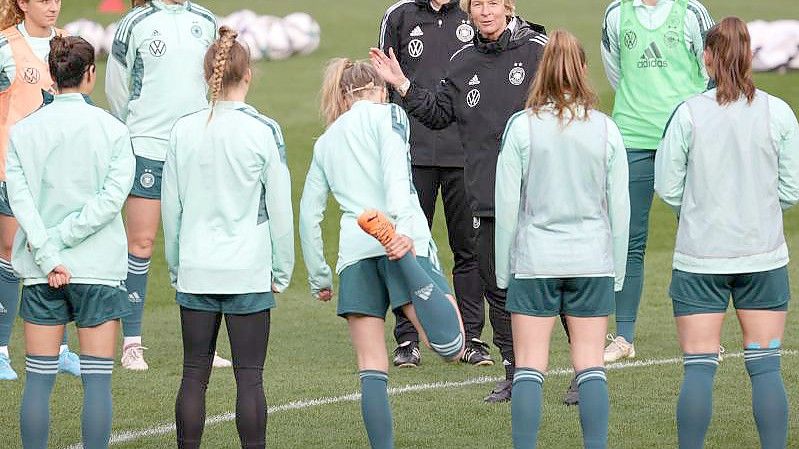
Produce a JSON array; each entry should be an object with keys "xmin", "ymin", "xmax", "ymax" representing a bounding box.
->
[{"xmin": 0, "ymin": 0, "xmax": 798, "ymax": 447}]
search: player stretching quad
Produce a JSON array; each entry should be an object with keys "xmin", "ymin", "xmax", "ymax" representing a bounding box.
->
[
  {"xmin": 9, "ymin": 36, "xmax": 134, "ymax": 449},
  {"xmin": 371, "ymin": 0, "xmax": 554, "ymax": 404},
  {"xmin": 299, "ymin": 58, "xmax": 464, "ymax": 449},
  {"xmin": 378, "ymin": 0, "xmax": 488, "ymax": 368},
  {"xmin": 162, "ymin": 26, "xmax": 294, "ymax": 449},
  {"xmin": 496, "ymin": 30, "xmax": 629, "ymax": 449},
  {"xmin": 656, "ymin": 17, "xmax": 798, "ymax": 449},
  {"xmin": 601, "ymin": 0, "xmax": 714, "ymax": 362},
  {"xmin": 105, "ymin": 0, "xmax": 230, "ymax": 370},
  {"xmin": 0, "ymin": 0, "xmax": 81, "ymax": 380}
]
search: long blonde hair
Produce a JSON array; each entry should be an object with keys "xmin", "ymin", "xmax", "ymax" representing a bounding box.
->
[
  {"xmin": 525, "ymin": 29, "xmax": 597, "ymax": 125},
  {"xmin": 320, "ymin": 58, "xmax": 385, "ymax": 126},
  {"xmin": 203, "ymin": 26, "xmax": 250, "ymax": 120},
  {"xmin": 0, "ymin": 0, "xmax": 25, "ymax": 30},
  {"xmin": 705, "ymin": 17, "xmax": 756, "ymax": 106}
]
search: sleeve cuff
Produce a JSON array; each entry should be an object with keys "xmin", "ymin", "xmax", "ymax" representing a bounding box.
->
[{"xmin": 35, "ymin": 242, "xmax": 62, "ymax": 275}]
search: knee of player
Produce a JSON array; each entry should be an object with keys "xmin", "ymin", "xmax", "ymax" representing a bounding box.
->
[
  {"xmin": 127, "ymin": 236, "xmax": 156, "ymax": 256},
  {"xmin": 430, "ymin": 333, "xmax": 464, "ymax": 361}
]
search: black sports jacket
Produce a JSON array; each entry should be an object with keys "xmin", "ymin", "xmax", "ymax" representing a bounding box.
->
[
  {"xmin": 379, "ymin": 0, "xmax": 470, "ymax": 167},
  {"xmin": 403, "ymin": 17, "xmax": 547, "ymax": 216}
]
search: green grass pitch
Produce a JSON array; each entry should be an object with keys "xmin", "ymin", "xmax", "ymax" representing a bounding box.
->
[{"xmin": 1, "ymin": 1, "xmax": 798, "ymax": 447}]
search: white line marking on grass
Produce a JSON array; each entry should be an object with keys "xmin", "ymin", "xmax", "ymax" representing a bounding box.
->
[{"xmin": 62, "ymin": 350, "xmax": 796, "ymax": 449}]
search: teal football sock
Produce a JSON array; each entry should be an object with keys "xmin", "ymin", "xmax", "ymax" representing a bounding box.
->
[
  {"xmin": 359, "ymin": 370, "xmax": 393, "ymax": 449},
  {"xmin": 20, "ymin": 355, "xmax": 58, "ymax": 449},
  {"xmin": 395, "ymin": 254, "xmax": 462, "ymax": 359},
  {"xmin": 677, "ymin": 353, "xmax": 719, "ymax": 449},
  {"xmin": 123, "ymin": 254, "xmax": 150, "ymax": 337},
  {"xmin": 80, "ymin": 356, "xmax": 114, "ymax": 449},
  {"xmin": 745, "ymin": 348, "xmax": 787, "ymax": 449},
  {"xmin": 615, "ymin": 320, "xmax": 635, "ymax": 343},
  {"xmin": 576, "ymin": 367, "xmax": 609, "ymax": 449},
  {"xmin": 0, "ymin": 257, "xmax": 19, "ymax": 347},
  {"xmin": 511, "ymin": 368, "xmax": 544, "ymax": 449}
]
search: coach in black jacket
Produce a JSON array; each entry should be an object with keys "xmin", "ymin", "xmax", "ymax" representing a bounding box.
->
[
  {"xmin": 371, "ymin": 0, "xmax": 547, "ymax": 403},
  {"xmin": 378, "ymin": 0, "xmax": 490, "ymax": 370}
]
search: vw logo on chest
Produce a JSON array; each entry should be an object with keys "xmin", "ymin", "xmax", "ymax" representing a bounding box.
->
[
  {"xmin": 466, "ymin": 88, "xmax": 481, "ymax": 108},
  {"xmin": 22, "ymin": 67, "xmax": 40, "ymax": 84},
  {"xmin": 408, "ymin": 39, "xmax": 424, "ymax": 58},
  {"xmin": 149, "ymin": 39, "xmax": 167, "ymax": 57}
]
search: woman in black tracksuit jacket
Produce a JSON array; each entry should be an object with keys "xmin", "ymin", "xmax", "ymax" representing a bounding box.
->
[
  {"xmin": 371, "ymin": 0, "xmax": 554, "ymax": 403},
  {"xmin": 378, "ymin": 0, "xmax": 488, "ymax": 369}
]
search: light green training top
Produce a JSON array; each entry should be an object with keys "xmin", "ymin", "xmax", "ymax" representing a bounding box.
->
[
  {"xmin": 162, "ymin": 101, "xmax": 294, "ymax": 294},
  {"xmin": 495, "ymin": 106, "xmax": 630, "ymax": 291},
  {"xmin": 299, "ymin": 100, "xmax": 433, "ymax": 295},
  {"xmin": 601, "ymin": 0, "xmax": 713, "ymax": 89},
  {"xmin": 105, "ymin": 0, "xmax": 216, "ymax": 161},
  {"xmin": 0, "ymin": 22, "xmax": 56, "ymax": 91},
  {"xmin": 655, "ymin": 89, "xmax": 799, "ymax": 274},
  {"xmin": 610, "ymin": 0, "xmax": 708, "ymax": 150},
  {"xmin": 7, "ymin": 94, "xmax": 135, "ymax": 286}
]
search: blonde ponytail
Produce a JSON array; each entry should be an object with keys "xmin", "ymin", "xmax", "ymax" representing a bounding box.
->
[{"xmin": 320, "ymin": 58, "xmax": 386, "ymax": 126}]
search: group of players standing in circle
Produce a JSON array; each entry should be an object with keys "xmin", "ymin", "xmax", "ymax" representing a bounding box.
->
[{"xmin": 0, "ymin": 0, "xmax": 796, "ymax": 449}]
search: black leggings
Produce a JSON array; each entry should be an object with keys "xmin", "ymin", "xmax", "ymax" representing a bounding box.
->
[{"xmin": 176, "ymin": 307, "xmax": 271, "ymax": 449}]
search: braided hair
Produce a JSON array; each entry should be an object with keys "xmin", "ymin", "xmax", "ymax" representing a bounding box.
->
[
  {"xmin": 0, "ymin": 0, "xmax": 25, "ymax": 31},
  {"xmin": 203, "ymin": 26, "xmax": 249, "ymax": 121}
]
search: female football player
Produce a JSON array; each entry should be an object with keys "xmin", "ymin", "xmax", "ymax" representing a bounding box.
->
[
  {"xmin": 495, "ymin": 30, "xmax": 629, "ymax": 449},
  {"xmin": 656, "ymin": 17, "xmax": 798, "ymax": 449},
  {"xmin": 8, "ymin": 35, "xmax": 134, "ymax": 449}
]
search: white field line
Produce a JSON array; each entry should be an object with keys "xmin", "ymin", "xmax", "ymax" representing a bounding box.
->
[{"xmin": 62, "ymin": 349, "xmax": 797, "ymax": 449}]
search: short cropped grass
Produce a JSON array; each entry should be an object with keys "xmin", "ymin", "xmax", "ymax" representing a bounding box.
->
[{"xmin": 0, "ymin": 1, "xmax": 797, "ymax": 448}]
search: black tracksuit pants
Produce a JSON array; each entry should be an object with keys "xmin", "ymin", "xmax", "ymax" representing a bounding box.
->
[{"xmin": 393, "ymin": 166, "xmax": 484, "ymax": 343}]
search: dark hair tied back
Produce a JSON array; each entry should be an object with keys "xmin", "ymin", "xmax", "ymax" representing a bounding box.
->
[{"xmin": 48, "ymin": 36, "xmax": 96, "ymax": 90}]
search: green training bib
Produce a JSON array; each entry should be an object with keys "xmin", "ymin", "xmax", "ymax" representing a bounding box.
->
[{"xmin": 612, "ymin": 0, "xmax": 706, "ymax": 150}]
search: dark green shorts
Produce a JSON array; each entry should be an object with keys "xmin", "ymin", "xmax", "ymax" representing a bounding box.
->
[
  {"xmin": 0, "ymin": 181, "xmax": 13, "ymax": 217},
  {"xmin": 670, "ymin": 266, "xmax": 790, "ymax": 316},
  {"xmin": 505, "ymin": 277, "xmax": 614, "ymax": 317},
  {"xmin": 176, "ymin": 291, "xmax": 275, "ymax": 315},
  {"xmin": 20, "ymin": 283, "xmax": 131, "ymax": 328},
  {"xmin": 130, "ymin": 156, "xmax": 163, "ymax": 199},
  {"xmin": 337, "ymin": 256, "xmax": 451, "ymax": 319}
]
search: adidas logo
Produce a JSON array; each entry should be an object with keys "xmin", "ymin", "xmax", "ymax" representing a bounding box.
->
[
  {"xmin": 468, "ymin": 74, "xmax": 480, "ymax": 86},
  {"xmin": 414, "ymin": 283, "xmax": 434, "ymax": 301},
  {"xmin": 410, "ymin": 26, "xmax": 424, "ymax": 37},
  {"xmin": 128, "ymin": 292, "xmax": 142, "ymax": 303},
  {"xmin": 638, "ymin": 42, "xmax": 669, "ymax": 68}
]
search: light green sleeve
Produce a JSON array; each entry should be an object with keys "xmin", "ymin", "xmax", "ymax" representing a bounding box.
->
[
  {"xmin": 606, "ymin": 118, "xmax": 630, "ymax": 291},
  {"xmin": 161, "ymin": 127, "xmax": 182, "ymax": 286},
  {"xmin": 685, "ymin": 1, "xmax": 714, "ymax": 84},
  {"xmin": 655, "ymin": 103, "xmax": 692, "ymax": 214},
  {"xmin": 0, "ymin": 37, "xmax": 13, "ymax": 90},
  {"xmin": 771, "ymin": 96, "xmax": 799, "ymax": 210},
  {"xmin": 51, "ymin": 126, "xmax": 135, "ymax": 250},
  {"xmin": 494, "ymin": 112, "xmax": 527, "ymax": 290},
  {"xmin": 263, "ymin": 137, "xmax": 294, "ymax": 293},
  {"xmin": 105, "ymin": 26, "xmax": 137, "ymax": 121},
  {"xmin": 601, "ymin": 2, "xmax": 621, "ymax": 90},
  {"xmin": 299, "ymin": 149, "xmax": 333, "ymax": 296},
  {"xmin": 6, "ymin": 135, "xmax": 61, "ymax": 274},
  {"xmin": 380, "ymin": 105, "xmax": 417, "ymax": 238}
]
